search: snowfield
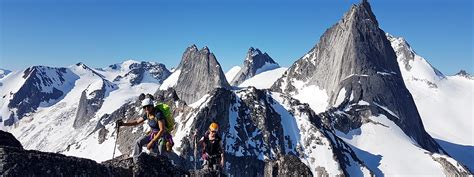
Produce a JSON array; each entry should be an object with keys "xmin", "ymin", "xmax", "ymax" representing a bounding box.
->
[
  {"xmin": 225, "ymin": 66, "xmax": 241, "ymax": 82},
  {"xmin": 238, "ymin": 67, "xmax": 287, "ymax": 89},
  {"xmin": 337, "ymin": 114, "xmax": 447, "ymax": 176}
]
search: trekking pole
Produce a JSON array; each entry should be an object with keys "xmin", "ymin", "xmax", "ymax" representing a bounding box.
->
[
  {"xmin": 193, "ymin": 130, "xmax": 197, "ymax": 170},
  {"xmin": 112, "ymin": 120, "xmax": 120, "ymax": 159}
]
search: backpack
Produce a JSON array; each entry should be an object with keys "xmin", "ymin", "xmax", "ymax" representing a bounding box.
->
[{"xmin": 155, "ymin": 103, "xmax": 174, "ymax": 133}]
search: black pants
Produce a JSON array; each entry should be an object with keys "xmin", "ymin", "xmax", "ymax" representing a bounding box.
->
[{"xmin": 204, "ymin": 155, "xmax": 221, "ymax": 169}]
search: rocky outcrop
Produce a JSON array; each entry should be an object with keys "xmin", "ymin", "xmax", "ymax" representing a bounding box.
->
[
  {"xmin": 271, "ymin": 0, "xmax": 442, "ymax": 153},
  {"xmin": 0, "ymin": 146, "xmax": 129, "ymax": 177},
  {"xmin": 173, "ymin": 45, "xmax": 230, "ymax": 104},
  {"xmin": 0, "ymin": 131, "xmax": 22, "ymax": 149},
  {"xmin": 0, "ymin": 130, "xmax": 125, "ymax": 177},
  {"xmin": 230, "ymin": 47, "xmax": 279, "ymax": 86},
  {"xmin": 430, "ymin": 154, "xmax": 472, "ymax": 177},
  {"xmin": 102, "ymin": 153, "xmax": 188, "ymax": 177},
  {"xmin": 0, "ymin": 130, "xmax": 188, "ymax": 177},
  {"xmin": 264, "ymin": 155, "xmax": 312, "ymax": 177}
]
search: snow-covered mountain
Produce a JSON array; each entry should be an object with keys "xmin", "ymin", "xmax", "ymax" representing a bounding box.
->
[
  {"xmin": 0, "ymin": 65, "xmax": 80, "ymax": 127},
  {"xmin": 96, "ymin": 59, "xmax": 171, "ymax": 86},
  {"xmin": 229, "ymin": 47, "xmax": 280, "ymax": 86},
  {"xmin": 388, "ymin": 34, "xmax": 474, "ymax": 171},
  {"xmin": 0, "ymin": 68, "xmax": 11, "ymax": 79}
]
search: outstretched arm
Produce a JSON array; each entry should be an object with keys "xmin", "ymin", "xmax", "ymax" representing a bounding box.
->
[{"xmin": 121, "ymin": 117, "xmax": 145, "ymax": 126}]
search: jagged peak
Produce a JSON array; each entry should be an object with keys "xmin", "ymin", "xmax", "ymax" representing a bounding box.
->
[
  {"xmin": 186, "ymin": 44, "xmax": 198, "ymax": 52},
  {"xmin": 75, "ymin": 62, "xmax": 91, "ymax": 70},
  {"xmin": 342, "ymin": 0, "xmax": 379, "ymax": 26},
  {"xmin": 200, "ymin": 46, "xmax": 211, "ymax": 54},
  {"xmin": 242, "ymin": 47, "xmax": 278, "ymax": 67},
  {"xmin": 247, "ymin": 47, "xmax": 263, "ymax": 58},
  {"xmin": 455, "ymin": 70, "xmax": 472, "ymax": 78}
]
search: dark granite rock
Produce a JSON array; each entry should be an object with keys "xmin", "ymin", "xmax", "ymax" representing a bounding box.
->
[
  {"xmin": 74, "ymin": 76, "xmax": 116, "ymax": 129},
  {"xmin": 230, "ymin": 47, "xmax": 279, "ymax": 86},
  {"xmin": 0, "ymin": 143, "xmax": 128, "ymax": 177},
  {"xmin": 0, "ymin": 130, "xmax": 188, "ymax": 177},
  {"xmin": 264, "ymin": 155, "xmax": 312, "ymax": 177},
  {"xmin": 173, "ymin": 45, "xmax": 230, "ymax": 104},
  {"xmin": 0, "ymin": 131, "xmax": 23, "ymax": 149}
]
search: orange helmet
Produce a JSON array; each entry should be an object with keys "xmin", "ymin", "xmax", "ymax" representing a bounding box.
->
[{"xmin": 209, "ymin": 122, "xmax": 219, "ymax": 131}]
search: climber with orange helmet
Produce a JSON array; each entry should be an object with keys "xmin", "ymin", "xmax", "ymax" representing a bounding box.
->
[{"xmin": 199, "ymin": 122, "xmax": 225, "ymax": 169}]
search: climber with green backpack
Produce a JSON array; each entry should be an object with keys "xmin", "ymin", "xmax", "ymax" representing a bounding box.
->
[{"xmin": 117, "ymin": 94, "xmax": 175, "ymax": 158}]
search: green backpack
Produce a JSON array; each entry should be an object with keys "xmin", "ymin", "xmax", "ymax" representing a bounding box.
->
[{"xmin": 155, "ymin": 103, "xmax": 174, "ymax": 133}]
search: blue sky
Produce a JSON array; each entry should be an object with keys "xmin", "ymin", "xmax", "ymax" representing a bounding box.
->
[{"xmin": 1, "ymin": 0, "xmax": 472, "ymax": 75}]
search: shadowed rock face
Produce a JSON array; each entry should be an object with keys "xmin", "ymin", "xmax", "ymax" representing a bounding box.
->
[
  {"xmin": 264, "ymin": 155, "xmax": 313, "ymax": 177},
  {"xmin": 73, "ymin": 84, "xmax": 107, "ymax": 129},
  {"xmin": 173, "ymin": 45, "xmax": 230, "ymax": 104},
  {"xmin": 230, "ymin": 47, "xmax": 279, "ymax": 86},
  {"xmin": 0, "ymin": 131, "xmax": 22, "ymax": 149},
  {"xmin": 271, "ymin": 0, "xmax": 442, "ymax": 153},
  {"xmin": 74, "ymin": 64, "xmax": 117, "ymax": 129}
]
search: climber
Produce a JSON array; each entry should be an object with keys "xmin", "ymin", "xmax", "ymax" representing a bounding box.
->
[
  {"xmin": 199, "ymin": 122, "xmax": 225, "ymax": 169},
  {"xmin": 117, "ymin": 97, "xmax": 168, "ymax": 157}
]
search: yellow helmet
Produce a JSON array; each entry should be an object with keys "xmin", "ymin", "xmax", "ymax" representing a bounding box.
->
[{"xmin": 209, "ymin": 122, "xmax": 219, "ymax": 131}]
